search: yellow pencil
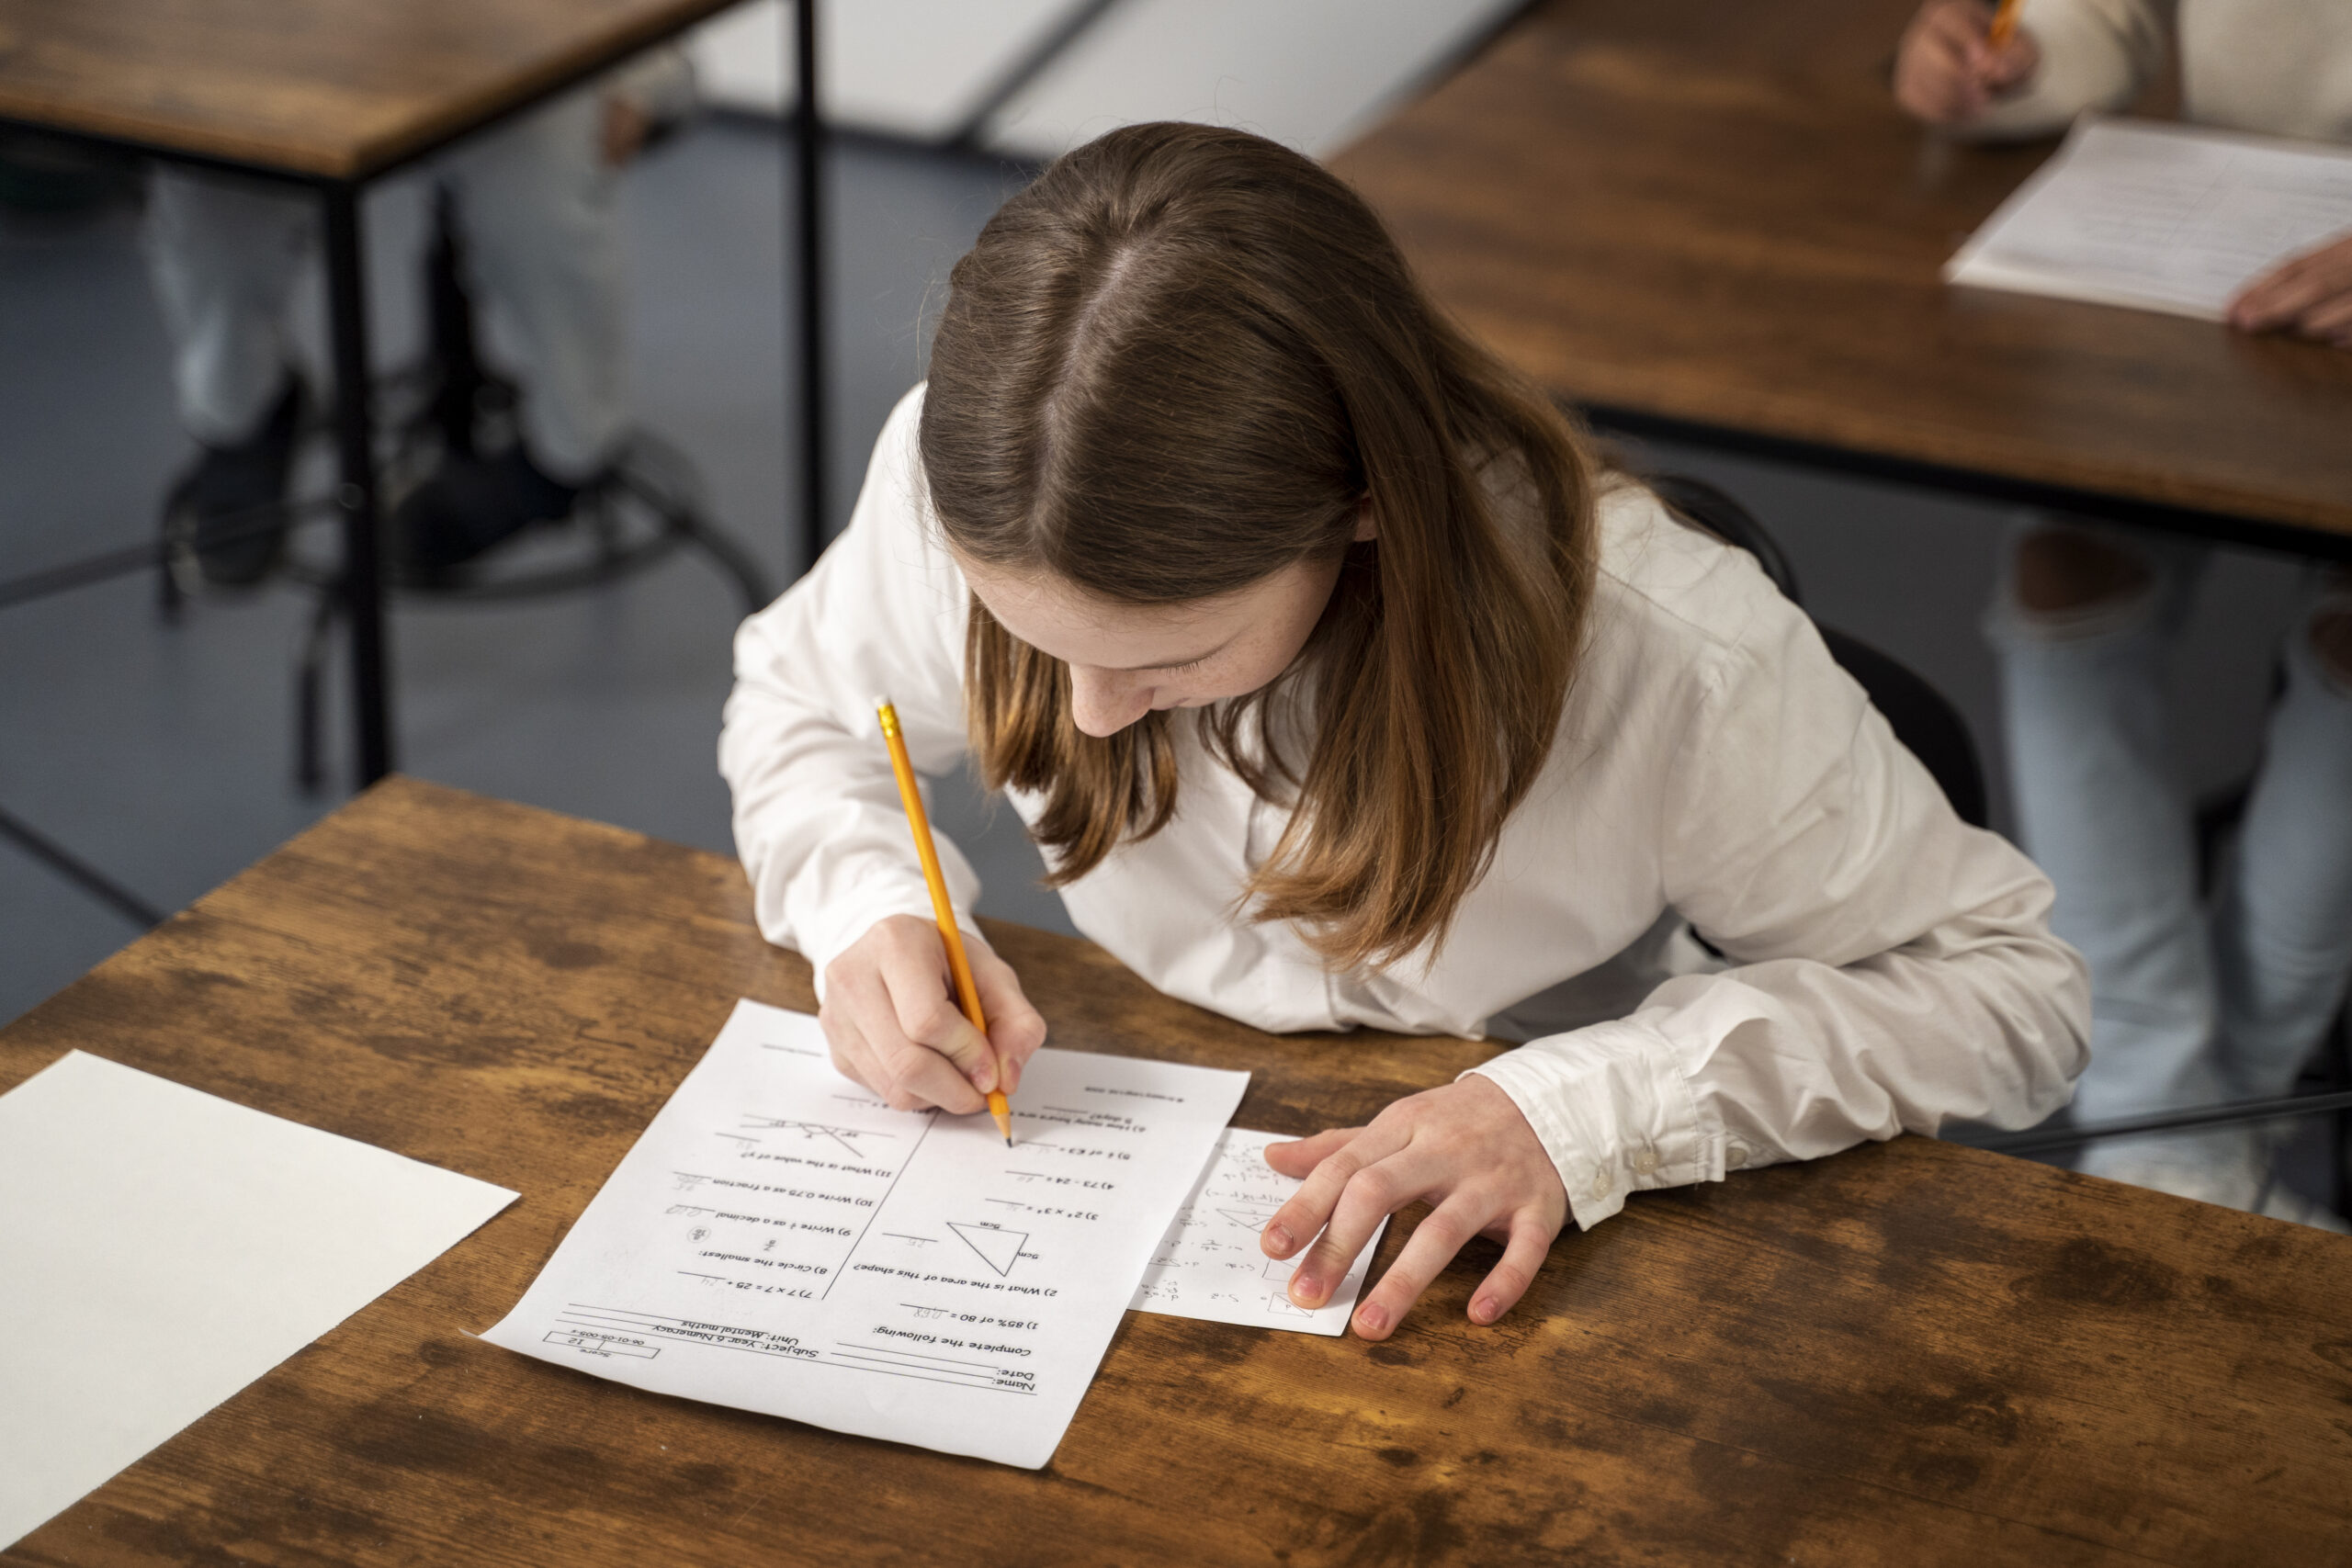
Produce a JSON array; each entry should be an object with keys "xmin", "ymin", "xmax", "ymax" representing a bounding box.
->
[
  {"xmin": 876, "ymin": 697, "xmax": 1014, "ymax": 1145},
  {"xmin": 1986, "ymin": 0, "xmax": 2024, "ymax": 49}
]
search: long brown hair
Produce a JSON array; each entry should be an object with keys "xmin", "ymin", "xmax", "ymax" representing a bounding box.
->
[{"xmin": 921, "ymin": 122, "xmax": 1600, "ymax": 971}]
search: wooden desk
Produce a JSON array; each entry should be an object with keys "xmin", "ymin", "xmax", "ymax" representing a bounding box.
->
[
  {"xmin": 0, "ymin": 0, "xmax": 733, "ymax": 180},
  {"xmin": 4, "ymin": 776, "xmax": 2347, "ymax": 1564},
  {"xmin": 1331, "ymin": 0, "xmax": 2352, "ymax": 554}
]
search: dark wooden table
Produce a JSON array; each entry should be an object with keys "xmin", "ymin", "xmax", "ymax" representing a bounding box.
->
[
  {"xmin": 1331, "ymin": 0, "xmax": 2352, "ymax": 556},
  {"xmin": 0, "ymin": 0, "xmax": 732, "ymax": 178},
  {"xmin": 4, "ymin": 776, "xmax": 2348, "ymax": 1564}
]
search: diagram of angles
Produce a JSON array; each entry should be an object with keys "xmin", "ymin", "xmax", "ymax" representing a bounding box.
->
[
  {"xmin": 944, "ymin": 1222, "xmax": 1031, "ymax": 1277},
  {"xmin": 737, "ymin": 1116, "xmax": 895, "ymax": 1158}
]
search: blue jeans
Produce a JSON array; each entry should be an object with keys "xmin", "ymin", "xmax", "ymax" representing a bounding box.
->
[{"xmin": 1989, "ymin": 528, "xmax": 2352, "ymax": 1168}]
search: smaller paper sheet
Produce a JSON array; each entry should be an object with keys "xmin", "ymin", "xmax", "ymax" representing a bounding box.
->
[
  {"xmin": 0, "ymin": 1052, "xmax": 518, "ymax": 1551},
  {"xmin": 1131, "ymin": 1128, "xmax": 1386, "ymax": 1336}
]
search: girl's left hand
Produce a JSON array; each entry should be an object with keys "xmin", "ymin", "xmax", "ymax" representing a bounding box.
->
[
  {"xmin": 1261, "ymin": 1076, "xmax": 1566, "ymax": 1341},
  {"xmin": 2229, "ymin": 235, "xmax": 2352, "ymax": 348}
]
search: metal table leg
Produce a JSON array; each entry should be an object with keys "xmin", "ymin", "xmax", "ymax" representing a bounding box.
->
[
  {"xmin": 320, "ymin": 181, "xmax": 395, "ymax": 784},
  {"xmin": 793, "ymin": 0, "xmax": 827, "ymax": 571}
]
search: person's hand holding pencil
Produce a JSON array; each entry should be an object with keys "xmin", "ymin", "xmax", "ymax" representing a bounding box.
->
[
  {"xmin": 1894, "ymin": 0, "xmax": 2040, "ymax": 126},
  {"xmin": 807, "ymin": 699, "xmax": 1044, "ymax": 1139}
]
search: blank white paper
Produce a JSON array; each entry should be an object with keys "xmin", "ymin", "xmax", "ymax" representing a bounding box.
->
[
  {"xmin": 1131, "ymin": 1127, "xmax": 1385, "ymax": 1336},
  {"xmin": 0, "ymin": 1052, "xmax": 518, "ymax": 1551},
  {"xmin": 481, "ymin": 999, "xmax": 1249, "ymax": 1470},
  {"xmin": 1945, "ymin": 117, "xmax": 2352, "ymax": 321}
]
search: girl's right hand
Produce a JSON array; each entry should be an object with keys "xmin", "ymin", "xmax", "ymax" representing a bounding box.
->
[
  {"xmin": 1894, "ymin": 0, "xmax": 2040, "ymax": 125},
  {"xmin": 820, "ymin": 915, "xmax": 1049, "ymax": 1113}
]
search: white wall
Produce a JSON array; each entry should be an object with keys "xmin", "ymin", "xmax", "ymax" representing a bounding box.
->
[
  {"xmin": 688, "ymin": 0, "xmax": 1081, "ymax": 139},
  {"xmin": 687, "ymin": 0, "xmax": 1519, "ymax": 156},
  {"xmin": 983, "ymin": 0, "xmax": 1517, "ymax": 159}
]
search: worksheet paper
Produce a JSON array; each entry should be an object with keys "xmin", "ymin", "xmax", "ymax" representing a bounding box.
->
[
  {"xmin": 1945, "ymin": 117, "xmax": 2352, "ymax": 320},
  {"xmin": 1130, "ymin": 1127, "xmax": 1385, "ymax": 1335},
  {"xmin": 0, "ymin": 1052, "xmax": 518, "ymax": 1551},
  {"xmin": 481, "ymin": 999, "xmax": 1249, "ymax": 1470}
]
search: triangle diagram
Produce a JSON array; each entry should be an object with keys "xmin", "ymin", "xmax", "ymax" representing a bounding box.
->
[
  {"xmin": 1215, "ymin": 1207, "xmax": 1280, "ymax": 1232},
  {"xmin": 945, "ymin": 1223, "xmax": 1028, "ymax": 1277}
]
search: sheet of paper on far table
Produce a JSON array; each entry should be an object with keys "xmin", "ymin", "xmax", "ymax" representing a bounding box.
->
[
  {"xmin": 1944, "ymin": 116, "xmax": 2352, "ymax": 320},
  {"xmin": 1130, "ymin": 1127, "xmax": 1386, "ymax": 1336}
]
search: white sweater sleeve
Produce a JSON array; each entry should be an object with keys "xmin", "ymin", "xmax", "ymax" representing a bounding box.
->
[
  {"xmin": 718, "ymin": 385, "xmax": 983, "ymax": 983},
  {"xmin": 1470, "ymin": 581, "xmax": 2090, "ymax": 1229},
  {"xmin": 1960, "ymin": 0, "xmax": 2173, "ymax": 140}
]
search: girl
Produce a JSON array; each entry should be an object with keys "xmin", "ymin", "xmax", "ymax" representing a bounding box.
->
[{"xmin": 720, "ymin": 123, "xmax": 2088, "ymax": 1341}]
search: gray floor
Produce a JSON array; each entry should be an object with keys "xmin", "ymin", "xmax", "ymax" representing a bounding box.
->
[{"xmin": 0, "ymin": 118, "xmax": 2328, "ymax": 1202}]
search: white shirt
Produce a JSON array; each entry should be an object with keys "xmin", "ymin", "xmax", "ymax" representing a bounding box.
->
[
  {"xmin": 1968, "ymin": 0, "xmax": 2352, "ymax": 143},
  {"xmin": 719, "ymin": 388, "xmax": 2089, "ymax": 1229}
]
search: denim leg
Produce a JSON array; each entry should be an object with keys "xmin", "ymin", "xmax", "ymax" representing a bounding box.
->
[
  {"xmin": 1988, "ymin": 526, "xmax": 2226, "ymax": 1137},
  {"xmin": 444, "ymin": 90, "xmax": 627, "ymax": 481},
  {"xmin": 2213, "ymin": 582, "xmax": 2352, "ymax": 1101},
  {"xmin": 142, "ymin": 165, "xmax": 315, "ymax": 446}
]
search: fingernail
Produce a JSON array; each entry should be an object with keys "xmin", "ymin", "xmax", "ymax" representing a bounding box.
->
[
  {"xmin": 968, "ymin": 1062, "xmax": 994, "ymax": 1092},
  {"xmin": 1471, "ymin": 1297, "xmax": 1498, "ymax": 1325},
  {"xmin": 1264, "ymin": 1225, "xmax": 1292, "ymax": 1254},
  {"xmin": 1292, "ymin": 1273, "xmax": 1322, "ymax": 1303},
  {"xmin": 1355, "ymin": 1303, "xmax": 1387, "ymax": 1336}
]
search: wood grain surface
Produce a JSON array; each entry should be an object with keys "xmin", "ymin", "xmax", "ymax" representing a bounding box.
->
[
  {"xmin": 4, "ymin": 777, "xmax": 2348, "ymax": 1565},
  {"xmin": 1330, "ymin": 0, "xmax": 2352, "ymax": 539},
  {"xmin": 0, "ymin": 0, "xmax": 737, "ymax": 179}
]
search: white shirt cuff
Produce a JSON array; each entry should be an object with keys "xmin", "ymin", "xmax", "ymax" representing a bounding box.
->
[{"xmin": 1463, "ymin": 1019, "xmax": 1716, "ymax": 1229}]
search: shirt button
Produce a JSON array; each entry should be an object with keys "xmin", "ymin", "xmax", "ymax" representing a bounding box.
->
[
  {"xmin": 1724, "ymin": 1143, "xmax": 1748, "ymax": 1170},
  {"xmin": 1589, "ymin": 1168, "xmax": 1611, "ymax": 1200},
  {"xmin": 1631, "ymin": 1146, "xmax": 1658, "ymax": 1176}
]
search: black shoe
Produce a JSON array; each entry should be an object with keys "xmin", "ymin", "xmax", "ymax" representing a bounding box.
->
[
  {"xmin": 169, "ymin": 381, "xmax": 301, "ymax": 587},
  {"xmin": 392, "ymin": 444, "xmax": 583, "ymax": 584}
]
